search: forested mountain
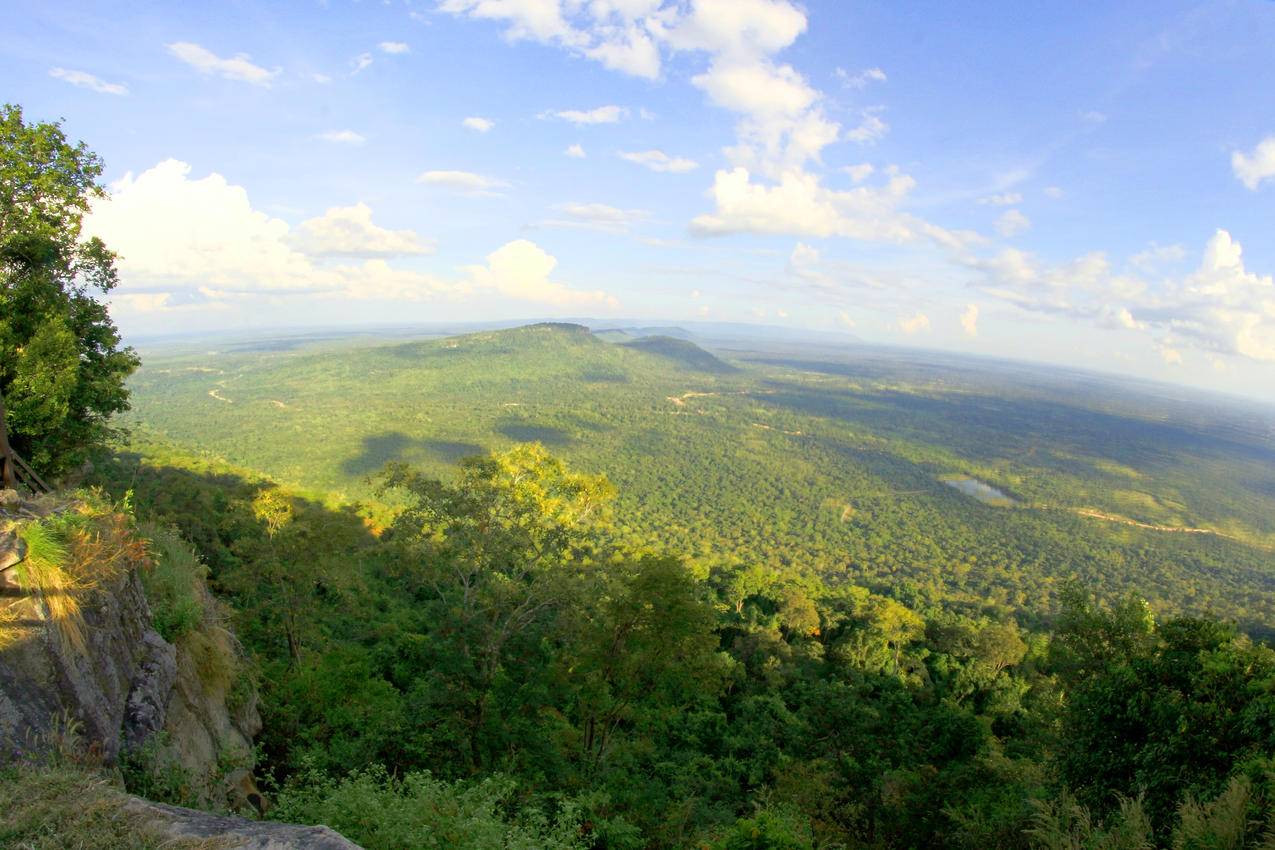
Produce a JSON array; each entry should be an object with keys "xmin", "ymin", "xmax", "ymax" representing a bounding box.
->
[{"xmin": 122, "ymin": 323, "xmax": 1275, "ymax": 632}]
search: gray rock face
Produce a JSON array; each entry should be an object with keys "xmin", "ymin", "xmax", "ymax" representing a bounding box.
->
[
  {"xmin": 124, "ymin": 797, "xmax": 365, "ymax": 850},
  {"xmin": 123, "ymin": 629, "xmax": 178, "ymax": 750},
  {"xmin": 0, "ymin": 567, "xmax": 157, "ymax": 762}
]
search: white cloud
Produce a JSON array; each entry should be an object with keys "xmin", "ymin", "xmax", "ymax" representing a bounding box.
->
[
  {"xmin": 845, "ymin": 109, "xmax": 888, "ymax": 144},
  {"xmin": 351, "ymin": 52, "xmax": 374, "ymax": 73},
  {"xmin": 978, "ymin": 192, "xmax": 1022, "ymax": 206},
  {"xmin": 1130, "ymin": 243, "xmax": 1186, "ymax": 272},
  {"xmin": 543, "ymin": 202, "xmax": 648, "ymax": 232},
  {"xmin": 439, "ymin": 0, "xmax": 586, "ymax": 46},
  {"xmin": 843, "ymin": 163, "xmax": 874, "ymax": 183},
  {"xmin": 692, "ymin": 166, "xmax": 978, "ymax": 250},
  {"xmin": 994, "ymin": 209, "xmax": 1031, "ymax": 237},
  {"xmin": 442, "ymin": 1, "xmax": 956, "ymax": 248},
  {"xmin": 618, "ymin": 149, "xmax": 698, "ymax": 173},
  {"xmin": 899, "ymin": 312, "xmax": 931, "ymax": 334},
  {"xmin": 1232, "ymin": 136, "xmax": 1275, "ymax": 190},
  {"xmin": 416, "ymin": 170, "xmax": 509, "ymax": 195},
  {"xmin": 86, "ymin": 160, "xmax": 321, "ymax": 292},
  {"xmin": 379, "ymin": 41, "xmax": 410, "ymax": 54},
  {"xmin": 967, "ymin": 229, "xmax": 1275, "ymax": 362},
  {"xmin": 1159, "ymin": 344, "xmax": 1183, "ymax": 365},
  {"xmin": 317, "ymin": 129, "xmax": 366, "ymax": 145},
  {"xmin": 1081, "ymin": 110, "xmax": 1107, "ymax": 124},
  {"xmin": 464, "ymin": 239, "xmax": 617, "ymax": 305},
  {"xmin": 960, "ymin": 304, "xmax": 979, "ymax": 337},
  {"xmin": 48, "ymin": 67, "xmax": 128, "ymax": 95},
  {"xmin": 836, "ymin": 66, "xmax": 887, "ymax": 89},
  {"xmin": 1043, "ymin": 186, "xmax": 1065, "ymax": 199},
  {"xmin": 838, "ymin": 311, "xmax": 856, "ymax": 329},
  {"xmin": 463, "ymin": 116, "xmax": 495, "ymax": 132},
  {"xmin": 84, "ymin": 159, "xmax": 604, "ymax": 310},
  {"xmin": 312, "ymin": 72, "xmax": 332, "ymax": 84},
  {"xmin": 166, "ymin": 42, "xmax": 278, "ymax": 86},
  {"xmin": 585, "ymin": 24, "xmax": 661, "ymax": 78},
  {"xmin": 547, "ymin": 105, "xmax": 626, "ymax": 124},
  {"xmin": 565, "ymin": 143, "xmax": 586, "ymax": 158},
  {"xmin": 289, "ymin": 203, "xmax": 434, "ymax": 257}
]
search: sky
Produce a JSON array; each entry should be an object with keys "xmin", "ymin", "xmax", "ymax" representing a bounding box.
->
[{"xmin": 4, "ymin": 0, "xmax": 1275, "ymax": 401}]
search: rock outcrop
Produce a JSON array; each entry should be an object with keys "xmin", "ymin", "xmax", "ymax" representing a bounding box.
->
[
  {"xmin": 0, "ymin": 491, "xmax": 259, "ymax": 801},
  {"xmin": 123, "ymin": 797, "xmax": 363, "ymax": 849}
]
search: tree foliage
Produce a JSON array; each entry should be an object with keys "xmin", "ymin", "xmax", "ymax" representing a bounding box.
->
[{"xmin": 0, "ymin": 103, "xmax": 137, "ymax": 475}]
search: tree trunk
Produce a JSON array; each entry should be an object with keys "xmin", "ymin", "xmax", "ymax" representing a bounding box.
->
[{"xmin": 0, "ymin": 389, "xmax": 16, "ymax": 490}]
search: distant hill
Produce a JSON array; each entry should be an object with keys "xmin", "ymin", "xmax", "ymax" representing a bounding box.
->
[
  {"xmin": 121, "ymin": 321, "xmax": 1275, "ymax": 632},
  {"xmin": 621, "ymin": 335, "xmax": 738, "ymax": 374},
  {"xmin": 605, "ymin": 325, "xmax": 695, "ymax": 340}
]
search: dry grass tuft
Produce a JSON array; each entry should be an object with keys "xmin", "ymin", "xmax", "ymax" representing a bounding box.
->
[{"xmin": 2, "ymin": 497, "xmax": 152, "ymax": 654}]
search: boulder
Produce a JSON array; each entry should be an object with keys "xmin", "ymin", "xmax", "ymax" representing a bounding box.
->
[{"xmin": 123, "ymin": 797, "xmax": 364, "ymax": 849}]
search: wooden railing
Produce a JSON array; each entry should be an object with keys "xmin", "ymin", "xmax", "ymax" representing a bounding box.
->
[
  {"xmin": 1, "ymin": 389, "xmax": 52, "ymax": 495},
  {"xmin": 8, "ymin": 450, "xmax": 51, "ymax": 495}
]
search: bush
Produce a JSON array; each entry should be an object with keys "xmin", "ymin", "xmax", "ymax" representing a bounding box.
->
[
  {"xmin": 141, "ymin": 524, "xmax": 206, "ymax": 642},
  {"xmin": 710, "ymin": 808, "xmax": 814, "ymax": 850},
  {"xmin": 271, "ymin": 763, "xmax": 589, "ymax": 850}
]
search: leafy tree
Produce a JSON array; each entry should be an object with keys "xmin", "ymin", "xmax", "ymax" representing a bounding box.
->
[
  {"xmin": 380, "ymin": 444, "xmax": 614, "ymax": 772},
  {"xmin": 0, "ymin": 103, "xmax": 137, "ymax": 476}
]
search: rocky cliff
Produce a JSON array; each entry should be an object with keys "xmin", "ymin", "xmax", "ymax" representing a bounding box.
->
[{"xmin": 0, "ymin": 489, "xmax": 362, "ymax": 847}]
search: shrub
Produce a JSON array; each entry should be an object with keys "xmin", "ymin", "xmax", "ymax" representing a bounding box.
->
[
  {"xmin": 141, "ymin": 524, "xmax": 205, "ymax": 642},
  {"xmin": 271, "ymin": 763, "xmax": 589, "ymax": 850}
]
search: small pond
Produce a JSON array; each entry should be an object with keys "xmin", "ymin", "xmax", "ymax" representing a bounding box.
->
[{"xmin": 943, "ymin": 476, "xmax": 1016, "ymax": 506}]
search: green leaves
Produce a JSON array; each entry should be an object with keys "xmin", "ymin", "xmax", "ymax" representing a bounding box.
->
[{"xmin": 0, "ymin": 103, "xmax": 136, "ymax": 477}]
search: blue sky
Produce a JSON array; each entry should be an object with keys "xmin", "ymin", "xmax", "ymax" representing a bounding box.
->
[{"xmin": 4, "ymin": 0, "xmax": 1275, "ymax": 400}]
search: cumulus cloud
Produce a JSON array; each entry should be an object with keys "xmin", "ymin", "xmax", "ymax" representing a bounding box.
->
[
  {"xmin": 547, "ymin": 105, "xmax": 626, "ymax": 124},
  {"xmin": 416, "ymin": 170, "xmax": 509, "ymax": 195},
  {"xmin": 442, "ymin": 1, "xmax": 958, "ymax": 247},
  {"xmin": 843, "ymin": 163, "xmax": 874, "ymax": 182},
  {"xmin": 836, "ymin": 66, "xmax": 886, "ymax": 89},
  {"xmin": 464, "ymin": 239, "xmax": 617, "ymax": 305},
  {"xmin": 899, "ymin": 312, "xmax": 931, "ymax": 334},
  {"xmin": 84, "ymin": 159, "xmax": 605, "ymax": 310},
  {"xmin": 49, "ymin": 67, "xmax": 128, "ymax": 95},
  {"xmin": 1130, "ymin": 243, "xmax": 1186, "ymax": 272},
  {"xmin": 692, "ymin": 166, "xmax": 978, "ymax": 250},
  {"xmin": 351, "ymin": 53, "xmax": 374, "ymax": 74},
  {"xmin": 845, "ymin": 109, "xmax": 888, "ymax": 144},
  {"xmin": 565, "ymin": 143, "xmax": 586, "ymax": 158},
  {"xmin": 967, "ymin": 229, "xmax": 1275, "ymax": 362},
  {"xmin": 960, "ymin": 304, "xmax": 979, "ymax": 337},
  {"xmin": 994, "ymin": 209, "xmax": 1031, "ymax": 237},
  {"xmin": 1232, "ymin": 136, "xmax": 1275, "ymax": 190},
  {"xmin": 463, "ymin": 116, "xmax": 495, "ymax": 132},
  {"xmin": 289, "ymin": 203, "xmax": 434, "ymax": 257},
  {"xmin": 978, "ymin": 192, "xmax": 1021, "ymax": 206},
  {"xmin": 166, "ymin": 42, "xmax": 278, "ymax": 86},
  {"xmin": 542, "ymin": 202, "xmax": 648, "ymax": 233},
  {"xmin": 86, "ymin": 160, "xmax": 326, "ymax": 293},
  {"xmin": 379, "ymin": 41, "xmax": 410, "ymax": 54},
  {"xmin": 317, "ymin": 129, "xmax": 366, "ymax": 144},
  {"xmin": 618, "ymin": 149, "xmax": 698, "ymax": 173}
]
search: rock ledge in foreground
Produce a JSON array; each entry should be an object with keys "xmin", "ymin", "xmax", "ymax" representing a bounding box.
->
[{"xmin": 123, "ymin": 797, "xmax": 363, "ymax": 850}]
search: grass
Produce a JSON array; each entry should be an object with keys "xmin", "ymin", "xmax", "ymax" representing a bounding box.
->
[
  {"xmin": 2, "ymin": 495, "xmax": 146, "ymax": 653},
  {"xmin": 141, "ymin": 524, "xmax": 206, "ymax": 642},
  {"xmin": 0, "ymin": 762, "xmax": 225, "ymax": 850}
]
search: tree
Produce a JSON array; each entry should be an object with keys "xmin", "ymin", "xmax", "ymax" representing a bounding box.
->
[
  {"xmin": 0, "ymin": 104, "xmax": 138, "ymax": 477},
  {"xmin": 380, "ymin": 444, "xmax": 615, "ymax": 771}
]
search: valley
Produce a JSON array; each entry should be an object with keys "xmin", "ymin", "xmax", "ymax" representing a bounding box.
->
[{"xmin": 123, "ymin": 322, "xmax": 1275, "ymax": 631}]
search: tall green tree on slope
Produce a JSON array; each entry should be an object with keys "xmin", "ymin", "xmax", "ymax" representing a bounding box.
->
[{"xmin": 0, "ymin": 104, "xmax": 137, "ymax": 478}]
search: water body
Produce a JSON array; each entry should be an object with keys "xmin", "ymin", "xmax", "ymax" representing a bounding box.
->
[{"xmin": 944, "ymin": 476, "xmax": 1016, "ymax": 506}]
